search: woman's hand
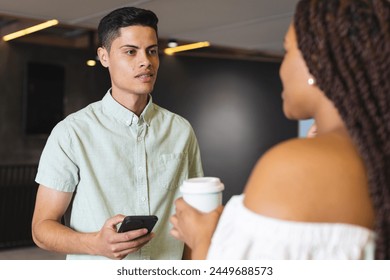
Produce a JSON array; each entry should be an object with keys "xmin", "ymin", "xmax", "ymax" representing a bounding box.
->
[{"xmin": 170, "ymin": 198, "xmax": 223, "ymax": 259}]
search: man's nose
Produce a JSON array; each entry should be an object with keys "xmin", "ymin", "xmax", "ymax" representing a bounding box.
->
[{"xmin": 139, "ymin": 52, "xmax": 152, "ymax": 68}]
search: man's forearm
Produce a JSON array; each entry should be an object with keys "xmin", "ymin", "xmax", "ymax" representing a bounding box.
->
[{"xmin": 32, "ymin": 219, "xmax": 96, "ymax": 255}]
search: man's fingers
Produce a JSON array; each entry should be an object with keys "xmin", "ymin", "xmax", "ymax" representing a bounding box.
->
[
  {"xmin": 119, "ymin": 228, "xmax": 148, "ymax": 241},
  {"xmin": 105, "ymin": 214, "xmax": 126, "ymax": 229},
  {"xmin": 112, "ymin": 232, "xmax": 154, "ymax": 258}
]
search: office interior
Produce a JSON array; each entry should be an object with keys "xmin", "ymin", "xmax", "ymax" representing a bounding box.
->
[{"xmin": 0, "ymin": 0, "xmax": 302, "ymax": 259}]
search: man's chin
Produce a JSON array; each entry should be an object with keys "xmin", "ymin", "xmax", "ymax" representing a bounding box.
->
[{"xmin": 135, "ymin": 85, "xmax": 155, "ymax": 95}]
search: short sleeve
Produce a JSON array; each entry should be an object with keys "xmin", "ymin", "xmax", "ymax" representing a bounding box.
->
[
  {"xmin": 187, "ymin": 127, "xmax": 204, "ymax": 178},
  {"xmin": 35, "ymin": 120, "xmax": 79, "ymax": 192}
]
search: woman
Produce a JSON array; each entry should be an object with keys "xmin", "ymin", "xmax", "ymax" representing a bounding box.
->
[{"xmin": 170, "ymin": 0, "xmax": 390, "ymax": 259}]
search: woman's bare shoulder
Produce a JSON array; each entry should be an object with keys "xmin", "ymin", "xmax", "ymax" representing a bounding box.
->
[{"xmin": 243, "ymin": 134, "xmax": 374, "ymax": 228}]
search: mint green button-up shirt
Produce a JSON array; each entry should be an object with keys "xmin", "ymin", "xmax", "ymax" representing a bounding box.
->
[{"xmin": 36, "ymin": 90, "xmax": 203, "ymax": 260}]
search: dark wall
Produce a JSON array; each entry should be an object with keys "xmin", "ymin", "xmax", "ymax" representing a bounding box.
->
[
  {"xmin": 154, "ymin": 56, "xmax": 296, "ymax": 202},
  {"xmin": 0, "ymin": 42, "xmax": 297, "ymax": 202},
  {"xmin": 0, "ymin": 41, "xmax": 110, "ymax": 164}
]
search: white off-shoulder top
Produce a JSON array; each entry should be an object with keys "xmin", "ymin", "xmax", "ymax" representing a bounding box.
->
[{"xmin": 207, "ymin": 195, "xmax": 375, "ymax": 260}]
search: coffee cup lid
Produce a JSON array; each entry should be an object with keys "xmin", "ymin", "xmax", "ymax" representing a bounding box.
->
[{"xmin": 180, "ymin": 177, "xmax": 224, "ymax": 194}]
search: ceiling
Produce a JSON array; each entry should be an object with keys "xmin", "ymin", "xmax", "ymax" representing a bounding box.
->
[{"xmin": 0, "ymin": 0, "xmax": 298, "ymax": 57}]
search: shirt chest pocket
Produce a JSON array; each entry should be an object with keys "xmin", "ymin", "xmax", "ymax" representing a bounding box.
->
[{"xmin": 158, "ymin": 153, "xmax": 188, "ymax": 190}]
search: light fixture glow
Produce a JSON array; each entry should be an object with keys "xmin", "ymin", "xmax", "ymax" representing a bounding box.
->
[
  {"xmin": 167, "ymin": 40, "xmax": 178, "ymax": 48},
  {"xmin": 3, "ymin": 19, "xmax": 59, "ymax": 41},
  {"xmin": 86, "ymin": 60, "xmax": 97, "ymax": 67},
  {"xmin": 164, "ymin": 41, "xmax": 210, "ymax": 55}
]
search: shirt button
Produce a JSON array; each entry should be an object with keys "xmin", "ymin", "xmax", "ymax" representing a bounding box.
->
[
  {"xmin": 137, "ymin": 136, "xmax": 142, "ymax": 141},
  {"xmin": 141, "ymin": 197, "xmax": 146, "ymax": 202},
  {"xmin": 126, "ymin": 120, "xmax": 131, "ymax": 126}
]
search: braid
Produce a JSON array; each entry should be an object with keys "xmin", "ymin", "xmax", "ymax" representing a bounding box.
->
[{"xmin": 295, "ymin": 0, "xmax": 390, "ymax": 259}]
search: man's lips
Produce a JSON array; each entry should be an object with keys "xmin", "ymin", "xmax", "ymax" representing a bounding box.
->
[
  {"xmin": 135, "ymin": 73, "xmax": 154, "ymax": 78},
  {"xmin": 134, "ymin": 73, "xmax": 154, "ymax": 83}
]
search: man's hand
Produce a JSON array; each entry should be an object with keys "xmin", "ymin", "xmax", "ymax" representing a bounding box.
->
[{"xmin": 93, "ymin": 214, "xmax": 154, "ymax": 260}]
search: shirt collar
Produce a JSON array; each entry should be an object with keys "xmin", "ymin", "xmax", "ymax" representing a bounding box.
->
[
  {"xmin": 140, "ymin": 96, "xmax": 154, "ymax": 127},
  {"xmin": 102, "ymin": 89, "xmax": 154, "ymax": 127}
]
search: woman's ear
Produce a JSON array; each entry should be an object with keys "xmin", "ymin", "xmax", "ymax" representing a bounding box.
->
[{"xmin": 97, "ymin": 47, "xmax": 109, "ymax": 68}]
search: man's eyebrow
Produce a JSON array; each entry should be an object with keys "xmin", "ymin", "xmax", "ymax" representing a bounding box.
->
[
  {"xmin": 120, "ymin": 44, "xmax": 139, "ymax": 49},
  {"xmin": 119, "ymin": 44, "xmax": 159, "ymax": 49},
  {"xmin": 147, "ymin": 44, "xmax": 159, "ymax": 49}
]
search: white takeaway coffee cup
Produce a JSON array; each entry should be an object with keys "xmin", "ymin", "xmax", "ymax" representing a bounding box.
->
[{"xmin": 180, "ymin": 177, "xmax": 224, "ymax": 212}]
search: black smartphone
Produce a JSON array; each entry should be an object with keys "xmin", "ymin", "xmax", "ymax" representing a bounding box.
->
[{"xmin": 118, "ymin": 215, "xmax": 158, "ymax": 233}]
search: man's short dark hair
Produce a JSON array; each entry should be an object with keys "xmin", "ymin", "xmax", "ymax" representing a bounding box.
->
[{"xmin": 98, "ymin": 7, "xmax": 158, "ymax": 50}]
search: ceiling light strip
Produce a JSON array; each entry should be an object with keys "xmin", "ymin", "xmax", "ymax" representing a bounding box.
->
[
  {"xmin": 164, "ymin": 41, "xmax": 210, "ymax": 55},
  {"xmin": 2, "ymin": 19, "xmax": 59, "ymax": 41}
]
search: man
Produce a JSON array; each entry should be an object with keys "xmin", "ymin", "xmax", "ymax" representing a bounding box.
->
[{"xmin": 32, "ymin": 7, "xmax": 203, "ymax": 260}]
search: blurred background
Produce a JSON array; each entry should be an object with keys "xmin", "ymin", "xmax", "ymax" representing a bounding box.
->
[{"xmin": 0, "ymin": 0, "xmax": 312, "ymax": 256}]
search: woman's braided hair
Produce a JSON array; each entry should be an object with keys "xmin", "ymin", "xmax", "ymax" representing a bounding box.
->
[{"xmin": 294, "ymin": 0, "xmax": 390, "ymax": 259}]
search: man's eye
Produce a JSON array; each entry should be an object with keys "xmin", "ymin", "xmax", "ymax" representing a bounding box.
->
[
  {"xmin": 149, "ymin": 49, "xmax": 158, "ymax": 55},
  {"xmin": 127, "ymin": 50, "xmax": 136, "ymax": 55}
]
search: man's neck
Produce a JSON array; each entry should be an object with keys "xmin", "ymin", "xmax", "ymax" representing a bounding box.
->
[{"xmin": 111, "ymin": 90, "xmax": 149, "ymax": 116}]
